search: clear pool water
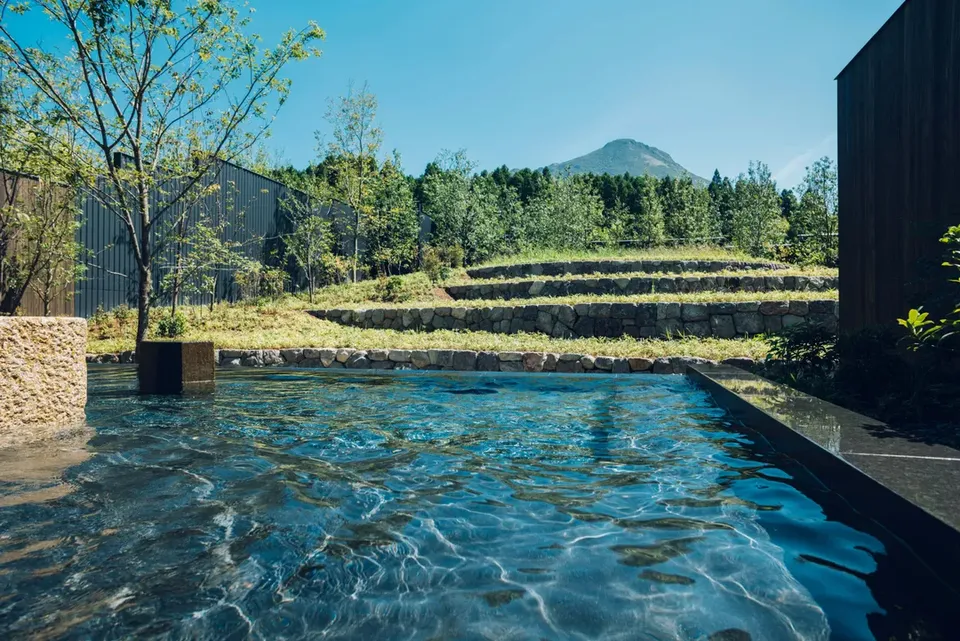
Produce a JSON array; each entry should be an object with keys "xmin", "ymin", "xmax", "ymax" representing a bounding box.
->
[{"xmin": 0, "ymin": 367, "xmax": 954, "ymax": 640}]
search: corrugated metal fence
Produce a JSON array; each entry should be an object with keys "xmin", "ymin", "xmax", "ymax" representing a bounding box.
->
[
  {"xmin": 7, "ymin": 158, "xmax": 429, "ymax": 318},
  {"xmin": 75, "ymin": 160, "xmax": 336, "ymax": 317}
]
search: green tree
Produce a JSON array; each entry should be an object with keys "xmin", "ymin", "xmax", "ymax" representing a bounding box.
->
[
  {"xmin": 493, "ymin": 180, "xmax": 526, "ymax": 255},
  {"xmin": 25, "ymin": 182, "xmax": 85, "ymax": 316},
  {"xmin": 780, "ymin": 188, "xmax": 799, "ymax": 231},
  {"xmin": 366, "ymin": 152, "xmax": 419, "ymax": 275},
  {"xmin": 322, "ymin": 82, "xmax": 382, "ymax": 282},
  {"xmin": 0, "ymin": 59, "xmax": 84, "ymax": 315},
  {"xmin": 732, "ymin": 161, "xmax": 787, "ymax": 257},
  {"xmin": 792, "ymin": 157, "xmax": 838, "ymax": 265},
  {"xmin": 422, "ymin": 149, "xmax": 504, "ymax": 264},
  {"xmin": 0, "ymin": 0, "xmax": 323, "ymax": 344},
  {"xmin": 161, "ymin": 214, "xmax": 250, "ymax": 315},
  {"xmin": 708, "ymin": 170, "xmax": 736, "ymax": 241},
  {"xmin": 660, "ymin": 175, "xmax": 717, "ymax": 243},
  {"xmin": 525, "ymin": 175, "xmax": 604, "ymax": 249},
  {"xmin": 630, "ymin": 175, "xmax": 666, "ymax": 246},
  {"xmin": 286, "ymin": 212, "xmax": 334, "ymax": 303}
]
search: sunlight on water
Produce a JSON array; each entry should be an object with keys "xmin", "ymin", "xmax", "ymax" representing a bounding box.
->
[{"xmin": 0, "ymin": 368, "xmax": 951, "ymax": 640}]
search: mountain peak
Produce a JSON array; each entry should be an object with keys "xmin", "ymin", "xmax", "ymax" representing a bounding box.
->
[{"xmin": 547, "ymin": 139, "xmax": 703, "ymax": 184}]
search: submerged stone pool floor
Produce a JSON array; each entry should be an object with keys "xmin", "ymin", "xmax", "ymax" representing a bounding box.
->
[{"xmin": 0, "ymin": 367, "xmax": 955, "ymax": 640}]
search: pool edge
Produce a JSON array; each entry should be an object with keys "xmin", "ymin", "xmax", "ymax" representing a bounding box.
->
[{"xmin": 688, "ymin": 363, "xmax": 960, "ymax": 596}]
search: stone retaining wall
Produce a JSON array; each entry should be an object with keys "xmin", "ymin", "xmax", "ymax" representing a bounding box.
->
[
  {"xmin": 311, "ymin": 299, "xmax": 839, "ymax": 339},
  {"xmin": 446, "ymin": 274, "xmax": 837, "ymax": 300},
  {"xmin": 466, "ymin": 259, "xmax": 787, "ymax": 280},
  {"xmin": 1, "ymin": 317, "xmax": 87, "ymax": 448},
  {"xmin": 87, "ymin": 347, "xmax": 758, "ymax": 375}
]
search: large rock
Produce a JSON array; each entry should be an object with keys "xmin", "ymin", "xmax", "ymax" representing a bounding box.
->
[
  {"xmin": 280, "ymin": 348, "xmax": 303, "ymax": 363},
  {"xmin": 733, "ymin": 312, "xmax": 764, "ymax": 335},
  {"xmin": 367, "ymin": 349, "xmax": 389, "ymax": 362},
  {"xmin": 388, "ymin": 349, "xmax": 412, "ymax": 363},
  {"xmin": 681, "ymin": 304, "xmax": 709, "ymax": 322},
  {"xmin": 452, "ymin": 350, "xmax": 477, "ymax": 371},
  {"xmin": 652, "ymin": 357, "xmax": 674, "ymax": 374},
  {"xmin": 711, "ymin": 315, "xmax": 736, "ymax": 339},
  {"xmin": 262, "ymin": 350, "xmax": 283, "ymax": 366},
  {"xmin": 476, "ymin": 352, "xmax": 499, "ymax": 371},
  {"xmin": 1, "ymin": 317, "xmax": 87, "ymax": 448},
  {"xmin": 345, "ymin": 351, "xmax": 370, "ymax": 369},
  {"xmin": 410, "ymin": 350, "xmax": 431, "ymax": 369},
  {"xmin": 523, "ymin": 352, "xmax": 547, "ymax": 372}
]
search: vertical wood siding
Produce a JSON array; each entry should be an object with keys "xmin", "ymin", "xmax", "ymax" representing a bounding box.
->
[{"xmin": 838, "ymin": 0, "xmax": 960, "ymax": 330}]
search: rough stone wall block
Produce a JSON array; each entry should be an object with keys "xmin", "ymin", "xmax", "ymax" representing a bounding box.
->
[{"xmin": 1, "ymin": 317, "xmax": 87, "ymax": 448}]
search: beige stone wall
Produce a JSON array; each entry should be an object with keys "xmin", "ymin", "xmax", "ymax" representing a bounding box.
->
[{"xmin": 0, "ymin": 317, "xmax": 87, "ymax": 448}]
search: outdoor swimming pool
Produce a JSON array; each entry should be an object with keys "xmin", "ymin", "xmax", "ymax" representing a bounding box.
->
[{"xmin": 0, "ymin": 367, "xmax": 954, "ymax": 640}]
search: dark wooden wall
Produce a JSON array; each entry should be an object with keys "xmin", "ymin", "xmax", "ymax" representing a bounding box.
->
[
  {"xmin": 0, "ymin": 170, "xmax": 75, "ymax": 317},
  {"xmin": 838, "ymin": 0, "xmax": 960, "ymax": 331}
]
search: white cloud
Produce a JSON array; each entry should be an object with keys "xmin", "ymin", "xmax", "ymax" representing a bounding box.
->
[{"xmin": 774, "ymin": 133, "xmax": 837, "ymax": 188}]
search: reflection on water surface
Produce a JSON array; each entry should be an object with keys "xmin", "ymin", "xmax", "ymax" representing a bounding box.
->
[{"xmin": 0, "ymin": 367, "xmax": 954, "ymax": 640}]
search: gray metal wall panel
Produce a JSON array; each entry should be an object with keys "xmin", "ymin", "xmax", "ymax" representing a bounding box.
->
[{"xmin": 74, "ymin": 161, "xmax": 315, "ymax": 317}]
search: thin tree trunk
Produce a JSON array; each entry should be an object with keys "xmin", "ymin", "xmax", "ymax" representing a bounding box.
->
[
  {"xmin": 307, "ymin": 256, "xmax": 314, "ymax": 302},
  {"xmin": 353, "ymin": 210, "xmax": 359, "ymax": 283},
  {"xmin": 136, "ymin": 260, "xmax": 151, "ymax": 347},
  {"xmin": 135, "ymin": 187, "xmax": 152, "ymax": 349}
]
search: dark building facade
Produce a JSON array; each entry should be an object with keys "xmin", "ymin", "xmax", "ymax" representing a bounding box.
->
[
  {"xmin": 75, "ymin": 160, "xmax": 312, "ymax": 317},
  {"xmin": 837, "ymin": 0, "xmax": 960, "ymax": 331}
]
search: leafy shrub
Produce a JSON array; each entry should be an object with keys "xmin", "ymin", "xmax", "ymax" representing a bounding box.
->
[
  {"xmin": 112, "ymin": 304, "xmax": 133, "ymax": 329},
  {"xmin": 90, "ymin": 304, "xmax": 115, "ymax": 339},
  {"xmin": 234, "ymin": 263, "xmax": 262, "ymax": 301},
  {"xmin": 318, "ymin": 254, "xmax": 350, "ymax": 287},
  {"xmin": 374, "ymin": 276, "xmax": 410, "ymax": 303},
  {"xmin": 421, "ymin": 245, "xmax": 465, "ymax": 283},
  {"xmin": 260, "ymin": 268, "xmax": 287, "ymax": 300},
  {"xmin": 441, "ymin": 244, "xmax": 465, "ymax": 269},
  {"xmin": 765, "ymin": 323, "xmax": 837, "ymax": 375},
  {"xmin": 899, "ymin": 224, "xmax": 960, "ymax": 354},
  {"xmin": 420, "ymin": 246, "xmax": 449, "ymax": 283},
  {"xmin": 91, "ymin": 303, "xmax": 110, "ymax": 329},
  {"xmin": 156, "ymin": 310, "xmax": 188, "ymax": 338},
  {"xmin": 236, "ymin": 263, "xmax": 287, "ymax": 302}
]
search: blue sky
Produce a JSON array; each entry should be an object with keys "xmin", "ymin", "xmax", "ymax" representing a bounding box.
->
[{"xmin": 253, "ymin": 0, "xmax": 901, "ymax": 188}]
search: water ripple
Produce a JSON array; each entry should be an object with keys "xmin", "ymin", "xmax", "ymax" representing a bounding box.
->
[{"xmin": 0, "ymin": 368, "xmax": 953, "ymax": 639}]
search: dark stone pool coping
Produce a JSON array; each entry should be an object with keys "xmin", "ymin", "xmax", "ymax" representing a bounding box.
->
[{"xmin": 689, "ymin": 363, "xmax": 960, "ymax": 593}]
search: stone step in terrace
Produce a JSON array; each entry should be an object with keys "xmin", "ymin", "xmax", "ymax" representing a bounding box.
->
[
  {"xmin": 466, "ymin": 259, "xmax": 787, "ymax": 280},
  {"xmin": 446, "ymin": 273, "xmax": 837, "ymax": 301},
  {"xmin": 310, "ymin": 299, "xmax": 838, "ymax": 340}
]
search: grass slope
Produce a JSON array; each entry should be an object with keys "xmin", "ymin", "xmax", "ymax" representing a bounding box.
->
[
  {"xmin": 89, "ymin": 249, "xmax": 817, "ymax": 361},
  {"xmin": 469, "ymin": 245, "xmax": 754, "ymax": 268},
  {"xmin": 89, "ymin": 299, "xmax": 770, "ymax": 361},
  {"xmin": 454, "ymin": 267, "xmax": 838, "ymax": 287}
]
